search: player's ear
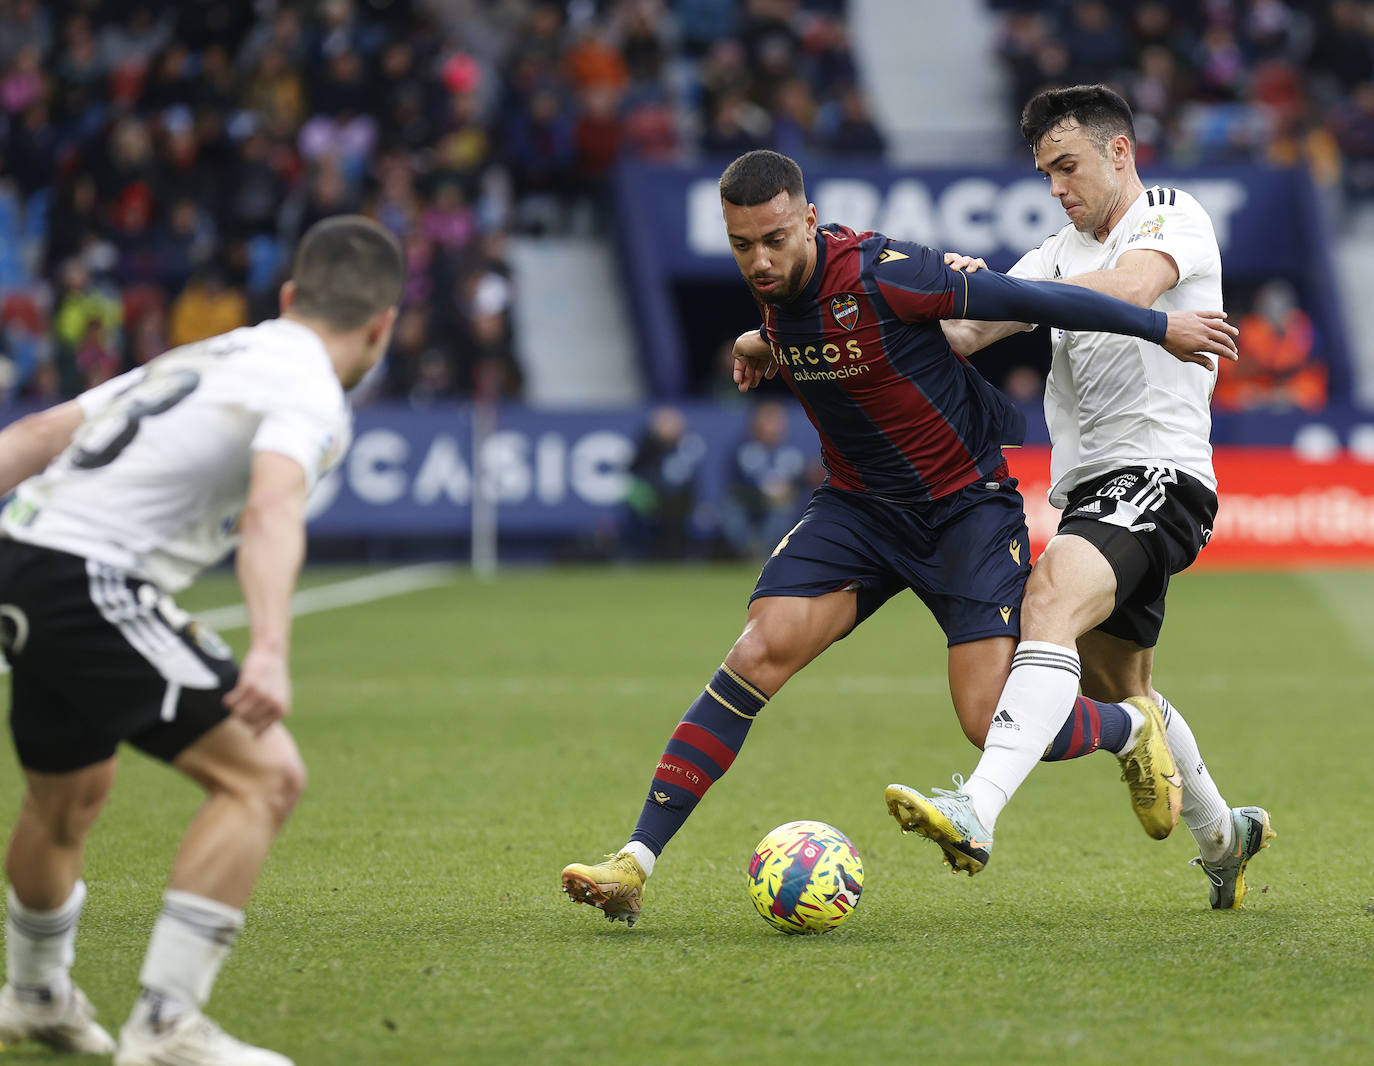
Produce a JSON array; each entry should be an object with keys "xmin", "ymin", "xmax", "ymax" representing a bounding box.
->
[
  {"xmin": 366, "ymin": 305, "xmax": 398, "ymax": 347},
  {"xmin": 278, "ymin": 280, "xmax": 296, "ymax": 313},
  {"xmin": 804, "ymin": 202, "xmax": 817, "ymax": 236}
]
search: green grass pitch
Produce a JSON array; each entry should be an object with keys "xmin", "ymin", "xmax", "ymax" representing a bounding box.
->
[{"xmin": 2, "ymin": 564, "xmax": 1372, "ymax": 1064}]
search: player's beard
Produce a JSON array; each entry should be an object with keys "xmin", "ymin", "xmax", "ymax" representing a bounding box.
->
[{"xmin": 751, "ymin": 257, "xmax": 809, "ymax": 305}]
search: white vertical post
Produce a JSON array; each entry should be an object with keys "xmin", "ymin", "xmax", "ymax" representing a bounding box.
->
[{"xmin": 470, "ymin": 385, "xmax": 498, "ymax": 578}]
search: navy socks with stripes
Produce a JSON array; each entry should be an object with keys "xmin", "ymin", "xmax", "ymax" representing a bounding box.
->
[
  {"xmin": 629, "ymin": 666, "xmax": 769, "ymax": 856},
  {"xmin": 1042, "ymin": 694, "xmax": 1133, "ymax": 760}
]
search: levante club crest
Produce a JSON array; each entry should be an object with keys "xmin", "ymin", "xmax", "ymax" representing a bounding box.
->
[{"xmin": 830, "ymin": 293, "xmax": 860, "ymax": 330}]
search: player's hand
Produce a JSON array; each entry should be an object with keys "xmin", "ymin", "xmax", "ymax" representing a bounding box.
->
[
  {"xmin": 223, "ymin": 645, "xmax": 291, "ymax": 735},
  {"xmin": 1161, "ymin": 310, "xmax": 1239, "ymax": 372},
  {"xmin": 943, "ymin": 252, "xmax": 989, "ymax": 273},
  {"xmin": 732, "ymin": 329, "xmax": 778, "ymax": 393}
]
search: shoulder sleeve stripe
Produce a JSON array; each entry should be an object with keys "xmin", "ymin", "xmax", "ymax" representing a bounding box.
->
[
  {"xmin": 1146, "ymin": 188, "xmax": 1155, "ymax": 207},
  {"xmin": 1168, "ymin": 188, "xmax": 1177, "ymax": 206}
]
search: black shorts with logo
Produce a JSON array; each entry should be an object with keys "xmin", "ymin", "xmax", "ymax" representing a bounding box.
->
[
  {"xmin": 1, "ymin": 540, "xmax": 235, "ymax": 773},
  {"xmin": 1056, "ymin": 465, "xmax": 1218, "ymax": 648}
]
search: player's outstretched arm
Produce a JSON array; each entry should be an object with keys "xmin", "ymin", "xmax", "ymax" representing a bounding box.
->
[
  {"xmin": 0, "ymin": 400, "xmax": 85, "ymax": 496},
  {"xmin": 959, "ymin": 269, "xmax": 1237, "ymax": 370},
  {"xmin": 224, "ymin": 450, "xmax": 308, "ymax": 734},
  {"xmin": 939, "ymin": 253, "xmax": 1033, "ymax": 356},
  {"xmin": 733, "ymin": 328, "xmax": 778, "ymax": 392}
]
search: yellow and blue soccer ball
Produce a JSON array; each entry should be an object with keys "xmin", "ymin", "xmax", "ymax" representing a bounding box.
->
[{"xmin": 747, "ymin": 820, "xmax": 864, "ymax": 934}]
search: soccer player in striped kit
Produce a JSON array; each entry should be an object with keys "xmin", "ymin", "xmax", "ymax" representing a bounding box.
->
[
  {"xmin": 560, "ymin": 149, "xmax": 1237, "ymax": 926},
  {"xmin": 890, "ymin": 85, "xmax": 1274, "ymax": 909}
]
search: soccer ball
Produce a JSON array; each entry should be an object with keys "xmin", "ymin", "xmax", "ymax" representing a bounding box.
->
[{"xmin": 747, "ymin": 820, "xmax": 864, "ymax": 934}]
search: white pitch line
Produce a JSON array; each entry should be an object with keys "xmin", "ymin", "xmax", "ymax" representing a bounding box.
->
[
  {"xmin": 196, "ymin": 562, "xmax": 460, "ymax": 632},
  {"xmin": 1299, "ymin": 569, "xmax": 1374, "ymax": 664}
]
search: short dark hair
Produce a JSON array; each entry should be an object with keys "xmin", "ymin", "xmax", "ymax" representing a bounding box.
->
[
  {"xmin": 1020, "ymin": 84, "xmax": 1136, "ymax": 156},
  {"xmin": 719, "ymin": 149, "xmax": 805, "ymax": 207},
  {"xmin": 289, "ymin": 214, "xmax": 406, "ymax": 330}
]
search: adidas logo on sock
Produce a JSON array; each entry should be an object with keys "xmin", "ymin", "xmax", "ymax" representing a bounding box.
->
[{"xmin": 991, "ymin": 709, "xmax": 1020, "ymax": 731}]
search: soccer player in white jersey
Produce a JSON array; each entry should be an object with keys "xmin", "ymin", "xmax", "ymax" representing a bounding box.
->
[
  {"xmin": 888, "ymin": 85, "xmax": 1274, "ymax": 909},
  {"xmin": 0, "ymin": 215, "xmax": 403, "ymax": 1063}
]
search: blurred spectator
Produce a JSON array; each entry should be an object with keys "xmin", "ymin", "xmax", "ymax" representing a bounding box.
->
[
  {"xmin": 0, "ymin": 291, "xmax": 50, "ymax": 401},
  {"xmin": 506, "ymin": 85, "xmax": 577, "ymax": 233},
  {"xmin": 1002, "ymin": 364, "xmax": 1046, "ymax": 406},
  {"xmin": 1331, "ymin": 81, "xmax": 1374, "ymax": 203},
  {"xmin": 458, "ymin": 235, "xmax": 523, "ymax": 399},
  {"xmin": 622, "ymin": 405, "xmax": 707, "ymax": 560},
  {"xmin": 383, "ymin": 306, "xmax": 460, "ymax": 407},
  {"xmin": 701, "ymin": 89, "xmax": 770, "ymax": 157},
  {"xmin": 1, "ymin": 42, "xmax": 44, "ymax": 116},
  {"xmin": 243, "ymin": 45, "xmax": 307, "ymax": 132},
  {"xmin": 7, "ymin": 99, "xmax": 60, "ymax": 198},
  {"xmin": 770, "ymin": 76, "xmax": 817, "ymax": 159},
  {"xmin": 52, "ymin": 258, "xmax": 121, "ymax": 397},
  {"xmin": 0, "ymin": 0, "xmax": 52, "ymax": 72},
  {"xmin": 718, "ymin": 400, "xmax": 809, "ymax": 559},
  {"xmin": 822, "ymin": 86, "xmax": 887, "ymax": 158},
  {"xmin": 1310, "ymin": 1, "xmax": 1374, "ymax": 92},
  {"xmin": 167, "ymin": 267, "xmax": 246, "ymax": 348},
  {"xmin": 1214, "ymin": 280, "xmax": 1327, "ymax": 412}
]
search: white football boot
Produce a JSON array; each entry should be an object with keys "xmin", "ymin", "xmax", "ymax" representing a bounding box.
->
[
  {"xmin": 115, "ymin": 1009, "xmax": 293, "ymax": 1066},
  {"xmin": 0, "ymin": 980, "xmax": 117, "ymax": 1053}
]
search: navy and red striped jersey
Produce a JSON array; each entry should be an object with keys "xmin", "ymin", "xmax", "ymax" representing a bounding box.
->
[{"xmin": 758, "ymin": 224, "xmax": 1024, "ymax": 502}]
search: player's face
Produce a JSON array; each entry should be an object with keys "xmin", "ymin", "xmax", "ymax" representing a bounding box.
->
[
  {"xmin": 723, "ymin": 191, "xmax": 818, "ymax": 305},
  {"xmin": 1033, "ymin": 121, "xmax": 1129, "ymax": 238}
]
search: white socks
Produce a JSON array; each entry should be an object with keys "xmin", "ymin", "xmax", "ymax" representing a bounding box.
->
[
  {"xmin": 964, "ymin": 641, "xmax": 1083, "ymax": 829},
  {"xmin": 621, "ymin": 841, "xmax": 656, "ymax": 878},
  {"xmin": 6, "ymin": 879, "xmax": 85, "ymax": 996},
  {"xmin": 1157, "ymin": 693, "xmax": 1233, "ymax": 862},
  {"xmin": 135, "ymin": 890, "xmax": 244, "ymax": 1016}
]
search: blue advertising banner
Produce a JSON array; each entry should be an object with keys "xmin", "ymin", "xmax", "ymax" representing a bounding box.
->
[
  {"xmin": 306, "ymin": 403, "xmax": 809, "ymax": 537},
  {"xmin": 613, "ymin": 162, "xmax": 1348, "ymax": 399},
  {"xmin": 299, "ymin": 402, "xmax": 1374, "ymax": 540},
  {"xmin": 617, "ymin": 161, "xmax": 1312, "ymax": 276},
  {"xmin": 4, "ymin": 401, "xmax": 1373, "ymax": 543}
]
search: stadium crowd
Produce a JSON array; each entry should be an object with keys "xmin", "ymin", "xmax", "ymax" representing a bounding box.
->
[
  {"xmin": 0, "ymin": 0, "xmax": 877, "ymax": 410},
  {"xmin": 1, "ymin": 0, "xmax": 1363, "ymax": 415},
  {"xmin": 993, "ymin": 0, "xmax": 1374, "ymax": 209}
]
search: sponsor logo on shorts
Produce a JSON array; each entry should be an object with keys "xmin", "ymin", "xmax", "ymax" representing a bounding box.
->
[
  {"xmin": 1009, "ymin": 538, "xmax": 1022, "ymax": 565},
  {"xmin": 998, "ymin": 605, "xmax": 1012, "ymax": 625}
]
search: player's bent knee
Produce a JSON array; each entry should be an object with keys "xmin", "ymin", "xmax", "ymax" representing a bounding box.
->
[
  {"xmin": 253, "ymin": 733, "xmax": 307, "ymax": 825},
  {"xmin": 726, "ymin": 626, "xmax": 776, "ymax": 676}
]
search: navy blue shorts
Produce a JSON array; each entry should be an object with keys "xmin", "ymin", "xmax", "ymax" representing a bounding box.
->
[{"xmin": 750, "ymin": 478, "xmax": 1031, "ymax": 646}]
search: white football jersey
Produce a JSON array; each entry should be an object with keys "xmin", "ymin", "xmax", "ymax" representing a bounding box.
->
[
  {"xmin": 1009, "ymin": 185, "xmax": 1222, "ymax": 507},
  {"xmin": 1, "ymin": 318, "xmax": 349, "ymax": 591}
]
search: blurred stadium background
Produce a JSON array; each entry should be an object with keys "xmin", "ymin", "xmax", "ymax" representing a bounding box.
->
[{"xmin": 2, "ymin": 0, "xmax": 1373, "ymax": 570}]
